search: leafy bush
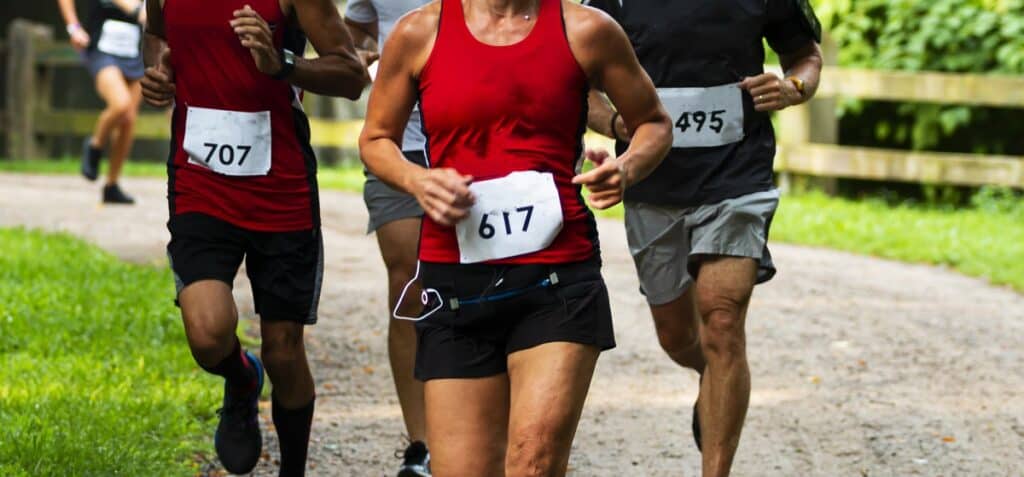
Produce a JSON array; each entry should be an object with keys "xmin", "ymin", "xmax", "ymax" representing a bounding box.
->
[{"xmin": 817, "ymin": 0, "xmax": 1024, "ymax": 154}]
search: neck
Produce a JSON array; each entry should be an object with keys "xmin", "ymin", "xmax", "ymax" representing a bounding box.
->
[{"xmin": 473, "ymin": 0, "xmax": 539, "ymax": 18}]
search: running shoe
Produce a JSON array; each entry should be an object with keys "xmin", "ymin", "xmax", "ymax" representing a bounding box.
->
[
  {"xmin": 81, "ymin": 139, "xmax": 102, "ymax": 181},
  {"xmin": 102, "ymin": 184, "xmax": 135, "ymax": 205},
  {"xmin": 397, "ymin": 440, "xmax": 431, "ymax": 477},
  {"xmin": 214, "ymin": 351, "xmax": 265, "ymax": 475},
  {"xmin": 693, "ymin": 373, "xmax": 703, "ymax": 452}
]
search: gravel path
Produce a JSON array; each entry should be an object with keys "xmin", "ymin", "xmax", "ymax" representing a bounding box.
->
[{"xmin": 2, "ymin": 173, "xmax": 1021, "ymax": 476}]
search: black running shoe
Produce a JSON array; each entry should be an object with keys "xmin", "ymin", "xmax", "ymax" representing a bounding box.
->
[
  {"xmin": 215, "ymin": 351, "xmax": 265, "ymax": 475},
  {"xmin": 693, "ymin": 373, "xmax": 703, "ymax": 452},
  {"xmin": 81, "ymin": 139, "xmax": 102, "ymax": 181},
  {"xmin": 397, "ymin": 441, "xmax": 431, "ymax": 477},
  {"xmin": 102, "ymin": 183, "xmax": 135, "ymax": 205}
]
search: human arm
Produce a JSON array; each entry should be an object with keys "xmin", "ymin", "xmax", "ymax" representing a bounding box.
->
[
  {"xmin": 569, "ymin": 6, "xmax": 673, "ymax": 209},
  {"xmin": 57, "ymin": 0, "xmax": 90, "ymax": 51},
  {"xmin": 358, "ymin": 7, "xmax": 475, "ymax": 226},
  {"xmin": 586, "ymin": 90, "xmax": 631, "ymax": 141},
  {"xmin": 230, "ymin": 0, "xmax": 370, "ymax": 99},
  {"xmin": 740, "ymin": 41, "xmax": 822, "ymax": 112},
  {"xmin": 141, "ymin": 0, "xmax": 174, "ymax": 107},
  {"xmin": 343, "ymin": 0, "xmax": 381, "ymax": 67}
]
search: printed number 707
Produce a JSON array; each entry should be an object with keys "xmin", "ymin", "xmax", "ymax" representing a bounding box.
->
[
  {"xmin": 203, "ymin": 143, "xmax": 252, "ymax": 167},
  {"xmin": 479, "ymin": 206, "xmax": 534, "ymax": 239}
]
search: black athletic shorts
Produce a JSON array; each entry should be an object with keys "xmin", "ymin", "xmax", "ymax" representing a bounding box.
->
[
  {"xmin": 167, "ymin": 212, "xmax": 324, "ymax": 324},
  {"xmin": 414, "ymin": 257, "xmax": 615, "ymax": 380}
]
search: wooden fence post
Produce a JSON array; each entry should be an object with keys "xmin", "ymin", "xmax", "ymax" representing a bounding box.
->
[{"xmin": 5, "ymin": 20, "xmax": 54, "ymax": 160}]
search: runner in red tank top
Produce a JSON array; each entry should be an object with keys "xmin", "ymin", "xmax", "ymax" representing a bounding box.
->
[
  {"xmin": 360, "ymin": 0, "xmax": 672, "ymax": 472},
  {"xmin": 142, "ymin": 1, "xmax": 368, "ymax": 475}
]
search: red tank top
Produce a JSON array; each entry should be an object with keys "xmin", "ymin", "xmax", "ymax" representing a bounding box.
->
[
  {"xmin": 164, "ymin": 0, "xmax": 318, "ymax": 231},
  {"xmin": 418, "ymin": 0, "xmax": 597, "ymax": 264}
]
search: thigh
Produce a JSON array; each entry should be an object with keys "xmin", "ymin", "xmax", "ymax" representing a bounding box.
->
[
  {"xmin": 167, "ymin": 213, "xmax": 245, "ymax": 297},
  {"xmin": 178, "ymin": 279, "xmax": 237, "ymax": 336},
  {"xmin": 650, "ymin": 285, "xmax": 700, "ymax": 339},
  {"xmin": 245, "ymin": 228, "xmax": 323, "ymax": 324},
  {"xmin": 375, "ymin": 216, "xmax": 421, "ymax": 275},
  {"xmin": 506, "ymin": 342, "xmax": 600, "ymax": 475},
  {"xmin": 94, "ymin": 65, "xmax": 131, "ymax": 106},
  {"xmin": 425, "ymin": 375, "xmax": 510, "ymax": 477},
  {"xmin": 693, "ymin": 256, "xmax": 758, "ymax": 317},
  {"xmin": 687, "ymin": 189, "xmax": 780, "ymax": 283}
]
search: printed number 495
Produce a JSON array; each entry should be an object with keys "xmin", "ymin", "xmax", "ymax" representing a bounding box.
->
[
  {"xmin": 203, "ymin": 143, "xmax": 252, "ymax": 167},
  {"xmin": 675, "ymin": 110, "xmax": 726, "ymax": 134},
  {"xmin": 479, "ymin": 206, "xmax": 534, "ymax": 239}
]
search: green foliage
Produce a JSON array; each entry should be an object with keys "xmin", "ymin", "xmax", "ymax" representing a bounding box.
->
[
  {"xmin": 0, "ymin": 228, "xmax": 217, "ymax": 476},
  {"xmin": 817, "ymin": 0, "xmax": 1024, "ymax": 153}
]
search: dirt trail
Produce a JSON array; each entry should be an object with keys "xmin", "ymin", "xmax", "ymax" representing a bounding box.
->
[{"xmin": 2, "ymin": 173, "xmax": 1021, "ymax": 476}]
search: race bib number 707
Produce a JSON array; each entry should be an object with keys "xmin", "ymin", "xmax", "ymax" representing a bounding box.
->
[{"xmin": 183, "ymin": 106, "xmax": 272, "ymax": 177}]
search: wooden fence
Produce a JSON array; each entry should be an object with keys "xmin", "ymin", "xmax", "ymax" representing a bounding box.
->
[{"xmin": 5, "ymin": 19, "xmax": 1024, "ymax": 188}]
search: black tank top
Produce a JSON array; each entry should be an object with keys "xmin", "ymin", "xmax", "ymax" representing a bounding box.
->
[
  {"xmin": 587, "ymin": 0, "xmax": 819, "ymax": 207},
  {"xmin": 85, "ymin": 0, "xmax": 142, "ymax": 52}
]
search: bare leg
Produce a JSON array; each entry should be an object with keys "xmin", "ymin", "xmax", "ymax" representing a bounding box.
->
[
  {"xmin": 91, "ymin": 67, "xmax": 134, "ymax": 151},
  {"xmin": 105, "ymin": 80, "xmax": 142, "ymax": 186},
  {"xmin": 505, "ymin": 342, "xmax": 600, "ymax": 477},
  {"xmin": 693, "ymin": 257, "xmax": 757, "ymax": 477},
  {"xmin": 650, "ymin": 286, "xmax": 706, "ymax": 371},
  {"xmin": 425, "ymin": 375, "xmax": 510, "ymax": 477},
  {"xmin": 260, "ymin": 320, "xmax": 315, "ymax": 408},
  {"xmin": 375, "ymin": 217, "xmax": 427, "ymax": 442},
  {"xmin": 178, "ymin": 280, "xmax": 240, "ymax": 367}
]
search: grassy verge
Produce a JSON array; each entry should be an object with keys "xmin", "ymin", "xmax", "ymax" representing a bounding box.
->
[
  {"xmin": 0, "ymin": 228, "xmax": 217, "ymax": 476},
  {"xmin": 771, "ymin": 192, "xmax": 1024, "ymax": 290},
  {"xmin": 3, "ymin": 159, "xmax": 1022, "ymax": 290}
]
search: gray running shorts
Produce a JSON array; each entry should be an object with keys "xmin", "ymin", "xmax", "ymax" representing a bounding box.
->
[
  {"xmin": 624, "ymin": 188, "xmax": 779, "ymax": 305},
  {"xmin": 363, "ymin": 151, "xmax": 426, "ymax": 233}
]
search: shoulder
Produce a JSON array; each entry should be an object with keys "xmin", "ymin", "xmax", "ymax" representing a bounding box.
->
[
  {"xmin": 564, "ymin": 0, "xmax": 626, "ymax": 49},
  {"xmin": 388, "ymin": 0, "xmax": 441, "ymax": 47},
  {"xmin": 562, "ymin": 1, "xmax": 631, "ymax": 76}
]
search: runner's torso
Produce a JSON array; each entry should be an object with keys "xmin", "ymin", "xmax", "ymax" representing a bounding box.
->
[
  {"xmin": 164, "ymin": 0, "xmax": 319, "ymax": 231},
  {"xmin": 346, "ymin": 0, "xmax": 430, "ymax": 154},
  {"xmin": 588, "ymin": 0, "xmax": 817, "ymax": 207},
  {"xmin": 87, "ymin": 0, "xmax": 142, "ymax": 58},
  {"xmin": 417, "ymin": 0, "xmax": 597, "ymax": 264}
]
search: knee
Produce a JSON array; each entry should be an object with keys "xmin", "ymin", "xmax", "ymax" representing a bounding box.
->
[
  {"xmin": 506, "ymin": 427, "xmax": 562, "ymax": 477},
  {"xmin": 698, "ymin": 296, "xmax": 746, "ymax": 362},
  {"xmin": 260, "ymin": 329, "xmax": 305, "ymax": 373},
  {"xmin": 655, "ymin": 320, "xmax": 700, "ymax": 358},
  {"xmin": 108, "ymin": 98, "xmax": 134, "ymax": 124},
  {"xmin": 183, "ymin": 310, "xmax": 235, "ymax": 363}
]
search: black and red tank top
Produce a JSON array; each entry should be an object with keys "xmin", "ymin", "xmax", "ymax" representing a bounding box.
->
[
  {"xmin": 164, "ymin": 0, "xmax": 319, "ymax": 231},
  {"xmin": 417, "ymin": 0, "xmax": 597, "ymax": 264}
]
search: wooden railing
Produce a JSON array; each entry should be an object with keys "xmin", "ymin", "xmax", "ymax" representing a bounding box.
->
[{"xmin": 6, "ymin": 19, "xmax": 1024, "ymax": 188}]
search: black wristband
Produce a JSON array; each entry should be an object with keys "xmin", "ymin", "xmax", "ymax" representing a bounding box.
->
[{"xmin": 610, "ymin": 111, "xmax": 623, "ymax": 142}]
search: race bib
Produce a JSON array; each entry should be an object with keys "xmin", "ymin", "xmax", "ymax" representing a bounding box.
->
[
  {"xmin": 183, "ymin": 106, "xmax": 272, "ymax": 177},
  {"xmin": 456, "ymin": 171, "xmax": 563, "ymax": 264},
  {"xmin": 96, "ymin": 20, "xmax": 140, "ymax": 58},
  {"xmin": 658, "ymin": 83, "xmax": 745, "ymax": 148}
]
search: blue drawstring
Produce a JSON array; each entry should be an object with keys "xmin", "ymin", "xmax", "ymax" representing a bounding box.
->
[{"xmin": 449, "ymin": 272, "xmax": 560, "ymax": 311}]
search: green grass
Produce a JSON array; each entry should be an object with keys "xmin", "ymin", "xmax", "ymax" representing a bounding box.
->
[
  {"xmin": 3, "ymin": 158, "xmax": 1023, "ymax": 290},
  {"xmin": 772, "ymin": 192, "xmax": 1024, "ymax": 290},
  {"xmin": 0, "ymin": 228, "xmax": 218, "ymax": 476}
]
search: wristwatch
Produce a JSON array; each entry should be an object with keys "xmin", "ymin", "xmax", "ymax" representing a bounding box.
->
[
  {"xmin": 787, "ymin": 76, "xmax": 806, "ymax": 98},
  {"xmin": 272, "ymin": 49, "xmax": 296, "ymax": 80}
]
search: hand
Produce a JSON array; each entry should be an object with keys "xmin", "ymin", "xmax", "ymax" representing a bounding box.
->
[
  {"xmin": 356, "ymin": 48, "xmax": 380, "ymax": 68},
  {"xmin": 230, "ymin": 5, "xmax": 282, "ymax": 76},
  {"xmin": 740, "ymin": 73, "xmax": 803, "ymax": 112},
  {"xmin": 141, "ymin": 49, "xmax": 176, "ymax": 107},
  {"xmin": 410, "ymin": 168, "xmax": 475, "ymax": 226},
  {"xmin": 573, "ymin": 150, "xmax": 627, "ymax": 210},
  {"xmin": 68, "ymin": 26, "xmax": 90, "ymax": 52}
]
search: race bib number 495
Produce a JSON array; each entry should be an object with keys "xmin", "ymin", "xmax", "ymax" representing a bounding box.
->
[
  {"xmin": 183, "ymin": 106, "xmax": 272, "ymax": 177},
  {"xmin": 658, "ymin": 83, "xmax": 745, "ymax": 148},
  {"xmin": 455, "ymin": 171, "xmax": 564, "ymax": 264}
]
